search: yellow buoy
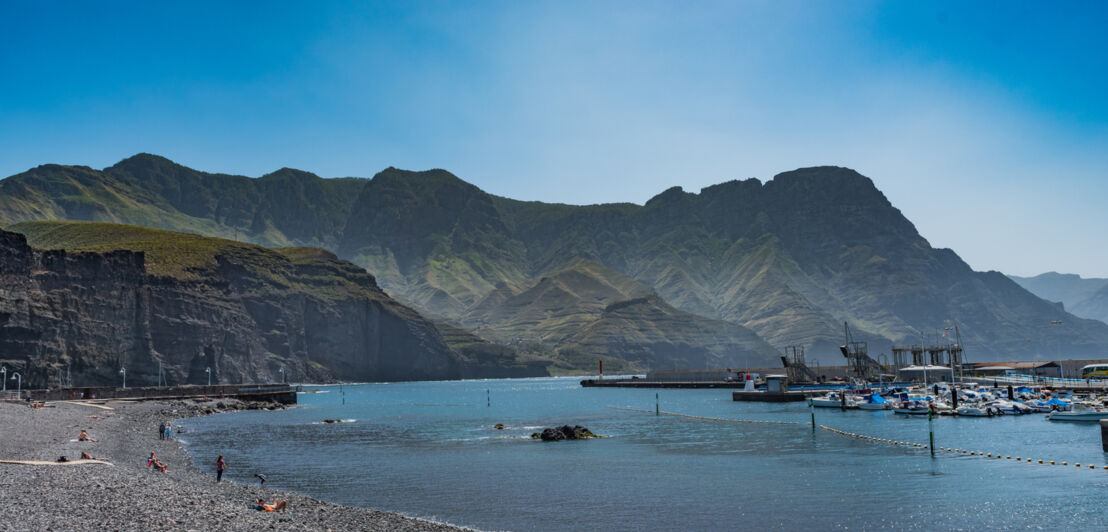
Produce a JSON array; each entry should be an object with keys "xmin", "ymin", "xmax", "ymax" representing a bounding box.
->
[
  {"xmin": 1051, "ymin": 461, "xmax": 1056, "ymax": 465},
  {"xmin": 1062, "ymin": 461, "xmax": 1068, "ymax": 466}
]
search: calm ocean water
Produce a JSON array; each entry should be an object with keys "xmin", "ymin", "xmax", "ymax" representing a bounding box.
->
[{"xmin": 178, "ymin": 377, "xmax": 1108, "ymax": 530}]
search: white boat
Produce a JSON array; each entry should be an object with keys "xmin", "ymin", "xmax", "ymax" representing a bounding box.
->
[
  {"xmin": 811, "ymin": 392, "xmax": 856, "ymax": 408},
  {"xmin": 955, "ymin": 405, "xmax": 990, "ymax": 417},
  {"xmin": 987, "ymin": 400, "xmax": 1033, "ymax": 415},
  {"xmin": 1047, "ymin": 404, "xmax": 1108, "ymax": 422},
  {"xmin": 893, "ymin": 400, "xmax": 932, "ymax": 415}
]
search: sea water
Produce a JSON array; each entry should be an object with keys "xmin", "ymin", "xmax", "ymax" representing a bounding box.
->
[{"xmin": 178, "ymin": 377, "xmax": 1108, "ymax": 530}]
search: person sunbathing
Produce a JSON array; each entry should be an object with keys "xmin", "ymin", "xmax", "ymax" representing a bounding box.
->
[
  {"xmin": 77, "ymin": 430, "xmax": 97, "ymax": 442},
  {"xmin": 254, "ymin": 498, "xmax": 287, "ymax": 512},
  {"xmin": 79, "ymin": 452, "xmax": 108, "ymax": 461}
]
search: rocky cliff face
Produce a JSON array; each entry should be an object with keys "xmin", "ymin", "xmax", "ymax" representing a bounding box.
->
[{"xmin": 0, "ymin": 226, "xmax": 543, "ymax": 388}]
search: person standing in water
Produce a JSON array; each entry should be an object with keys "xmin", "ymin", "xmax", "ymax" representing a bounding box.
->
[{"xmin": 216, "ymin": 454, "xmax": 226, "ymax": 483}]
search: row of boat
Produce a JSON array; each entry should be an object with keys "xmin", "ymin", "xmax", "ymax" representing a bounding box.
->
[{"xmin": 810, "ymin": 383, "xmax": 1108, "ymax": 421}]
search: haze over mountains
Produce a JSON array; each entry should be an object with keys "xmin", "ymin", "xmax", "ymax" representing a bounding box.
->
[
  {"xmin": 3, "ymin": 153, "xmax": 1108, "ymax": 373},
  {"xmin": 1009, "ymin": 272, "xmax": 1108, "ymax": 325}
]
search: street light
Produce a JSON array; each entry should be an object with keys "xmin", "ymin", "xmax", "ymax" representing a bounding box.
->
[
  {"xmin": 11, "ymin": 372, "xmax": 21, "ymax": 400},
  {"xmin": 205, "ymin": 367, "xmax": 211, "ymax": 387},
  {"xmin": 945, "ymin": 326, "xmax": 956, "ymax": 383},
  {"xmin": 119, "ymin": 367, "xmax": 126, "ymax": 389},
  {"xmin": 1, "ymin": 367, "xmax": 6, "ymax": 392},
  {"xmin": 279, "ymin": 367, "xmax": 285, "ymax": 384},
  {"xmin": 1050, "ymin": 320, "xmax": 1063, "ymax": 378}
]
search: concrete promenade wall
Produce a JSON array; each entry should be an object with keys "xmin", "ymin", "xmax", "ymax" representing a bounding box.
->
[{"xmin": 21, "ymin": 383, "xmax": 297, "ymax": 404}]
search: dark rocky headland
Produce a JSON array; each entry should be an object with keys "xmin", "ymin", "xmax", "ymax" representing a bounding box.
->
[{"xmin": 0, "ymin": 224, "xmax": 546, "ymax": 389}]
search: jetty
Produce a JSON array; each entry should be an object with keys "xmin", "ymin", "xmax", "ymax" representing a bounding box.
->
[{"xmin": 581, "ymin": 368, "xmax": 764, "ymax": 389}]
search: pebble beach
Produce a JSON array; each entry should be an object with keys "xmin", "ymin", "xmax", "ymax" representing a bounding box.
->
[{"xmin": 0, "ymin": 398, "xmax": 467, "ymax": 531}]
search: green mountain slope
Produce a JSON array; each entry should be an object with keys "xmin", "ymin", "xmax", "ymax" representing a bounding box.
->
[
  {"xmin": 4, "ymin": 155, "xmax": 1108, "ymax": 364},
  {"xmin": 2, "ymin": 220, "xmax": 544, "ymax": 386},
  {"xmin": 457, "ymin": 258, "xmax": 780, "ymax": 371}
]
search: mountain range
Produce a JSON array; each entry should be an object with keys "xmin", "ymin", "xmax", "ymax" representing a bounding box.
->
[
  {"xmin": 1009, "ymin": 272, "xmax": 1108, "ymax": 325},
  {"xmin": 3, "ymin": 153, "xmax": 1108, "ymax": 372}
]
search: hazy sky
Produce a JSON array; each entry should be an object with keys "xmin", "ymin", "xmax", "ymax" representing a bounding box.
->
[{"xmin": 2, "ymin": 1, "xmax": 1106, "ymax": 276}]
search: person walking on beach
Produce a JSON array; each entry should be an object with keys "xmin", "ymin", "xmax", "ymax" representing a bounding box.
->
[
  {"xmin": 164, "ymin": 422, "xmax": 172, "ymax": 440},
  {"xmin": 158, "ymin": 423, "xmax": 165, "ymax": 440},
  {"xmin": 216, "ymin": 454, "xmax": 226, "ymax": 483}
]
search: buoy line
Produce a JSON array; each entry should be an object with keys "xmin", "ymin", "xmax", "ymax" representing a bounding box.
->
[
  {"xmin": 818, "ymin": 424, "xmax": 1107, "ymax": 471},
  {"xmin": 608, "ymin": 407, "xmax": 1105, "ymax": 472},
  {"xmin": 607, "ymin": 406, "xmax": 808, "ymax": 426}
]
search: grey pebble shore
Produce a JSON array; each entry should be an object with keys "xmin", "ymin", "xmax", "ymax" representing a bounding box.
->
[{"xmin": 0, "ymin": 399, "xmax": 470, "ymax": 531}]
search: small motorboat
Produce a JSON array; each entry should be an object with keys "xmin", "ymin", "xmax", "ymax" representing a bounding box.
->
[
  {"xmin": 857, "ymin": 393, "xmax": 892, "ymax": 410},
  {"xmin": 893, "ymin": 400, "xmax": 932, "ymax": 415},
  {"xmin": 812, "ymin": 392, "xmax": 856, "ymax": 408},
  {"xmin": 1047, "ymin": 404, "xmax": 1108, "ymax": 422},
  {"xmin": 1037, "ymin": 397, "xmax": 1072, "ymax": 412},
  {"xmin": 987, "ymin": 400, "xmax": 1033, "ymax": 415},
  {"xmin": 955, "ymin": 405, "xmax": 990, "ymax": 417}
]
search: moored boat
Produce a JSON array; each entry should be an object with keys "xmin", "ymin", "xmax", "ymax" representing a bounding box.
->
[{"xmin": 1047, "ymin": 404, "xmax": 1108, "ymax": 422}]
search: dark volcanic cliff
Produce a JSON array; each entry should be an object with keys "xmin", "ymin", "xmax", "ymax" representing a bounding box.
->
[{"xmin": 0, "ymin": 223, "xmax": 544, "ymax": 388}]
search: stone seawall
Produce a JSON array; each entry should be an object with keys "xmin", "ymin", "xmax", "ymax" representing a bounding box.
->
[{"xmin": 20, "ymin": 383, "xmax": 297, "ymax": 404}]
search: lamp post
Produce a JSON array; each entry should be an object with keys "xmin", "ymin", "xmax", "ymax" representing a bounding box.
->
[
  {"xmin": 945, "ymin": 326, "xmax": 956, "ymax": 384},
  {"xmin": 1, "ymin": 367, "xmax": 6, "ymax": 392},
  {"xmin": 279, "ymin": 367, "xmax": 285, "ymax": 384},
  {"xmin": 120, "ymin": 367, "xmax": 126, "ymax": 389},
  {"xmin": 1049, "ymin": 320, "xmax": 1064, "ymax": 380},
  {"xmin": 11, "ymin": 372, "xmax": 21, "ymax": 400},
  {"xmin": 205, "ymin": 367, "xmax": 212, "ymax": 386}
]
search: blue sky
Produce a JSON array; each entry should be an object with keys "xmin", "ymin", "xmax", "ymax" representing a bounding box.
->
[{"xmin": 1, "ymin": 1, "xmax": 1106, "ymax": 276}]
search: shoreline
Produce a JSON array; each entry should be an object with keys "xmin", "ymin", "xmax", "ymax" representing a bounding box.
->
[{"xmin": 0, "ymin": 398, "xmax": 469, "ymax": 531}]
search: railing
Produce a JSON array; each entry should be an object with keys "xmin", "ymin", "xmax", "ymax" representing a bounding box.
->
[{"xmin": 967, "ymin": 374, "xmax": 1108, "ymax": 389}]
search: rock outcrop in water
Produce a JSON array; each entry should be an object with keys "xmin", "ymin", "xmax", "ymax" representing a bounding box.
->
[
  {"xmin": 0, "ymin": 223, "xmax": 546, "ymax": 388},
  {"xmin": 530, "ymin": 425, "xmax": 601, "ymax": 441}
]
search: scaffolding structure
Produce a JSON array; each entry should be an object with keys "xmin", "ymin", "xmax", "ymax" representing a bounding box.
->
[
  {"xmin": 840, "ymin": 323, "xmax": 888, "ymax": 381},
  {"xmin": 781, "ymin": 345, "xmax": 818, "ymax": 383}
]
